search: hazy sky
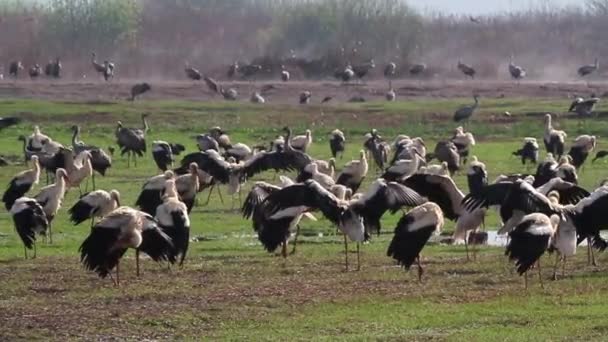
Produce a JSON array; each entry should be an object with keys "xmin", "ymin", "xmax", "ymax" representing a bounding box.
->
[{"xmin": 408, "ymin": 0, "xmax": 582, "ymax": 15}]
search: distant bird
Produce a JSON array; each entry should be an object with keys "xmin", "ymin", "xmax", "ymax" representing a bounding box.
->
[
  {"xmin": 386, "ymin": 88, "xmax": 396, "ymax": 101},
  {"xmin": 29, "ymin": 64, "xmax": 42, "ymax": 79},
  {"xmin": 568, "ymin": 135, "xmax": 596, "ymax": 169},
  {"xmin": 91, "ymin": 53, "xmax": 106, "ymax": 74},
  {"xmin": 10, "ymin": 197, "xmax": 48, "ymax": 259},
  {"xmin": 336, "ymin": 150, "xmax": 368, "ymax": 192},
  {"xmin": 8, "ymin": 61, "xmax": 23, "ymax": 78},
  {"xmin": 79, "ymin": 207, "xmax": 176, "ymax": 285},
  {"xmin": 578, "ymin": 58, "xmax": 599, "ymax": 77},
  {"xmin": 227, "ymin": 62, "xmax": 239, "ymax": 78},
  {"xmin": 102, "ymin": 61, "xmax": 115, "ymax": 81},
  {"xmin": 185, "ymin": 64, "xmax": 202, "ymax": 80},
  {"xmin": 543, "ymin": 114, "xmax": 567, "ymax": 157},
  {"xmin": 239, "ymin": 64, "xmax": 262, "ymax": 79},
  {"xmin": 321, "ymin": 96, "xmax": 333, "ymax": 104},
  {"xmin": 44, "ymin": 58, "xmax": 61, "ymax": 78},
  {"xmin": 250, "ymin": 92, "xmax": 265, "ymax": 103},
  {"xmin": 115, "ymin": 114, "xmax": 149, "ymax": 167},
  {"xmin": 453, "ymin": 95, "xmax": 479, "ymax": 123},
  {"xmin": 352, "ymin": 59, "xmax": 375, "ymax": 82},
  {"xmin": 203, "ymin": 76, "xmax": 221, "ymax": 94},
  {"xmin": 457, "ymin": 60, "xmax": 476, "ymax": 79},
  {"xmin": 329, "ymin": 129, "xmax": 346, "ymax": 159},
  {"xmin": 409, "ymin": 63, "xmax": 426, "ymax": 76},
  {"xmin": 69, "ymin": 189, "xmax": 121, "ymax": 227},
  {"xmin": 299, "ymin": 91, "xmax": 312, "ymax": 104},
  {"xmin": 387, "ymin": 202, "xmax": 444, "ymax": 281},
  {"xmin": 3, "ymin": 155, "xmax": 40, "ymax": 210},
  {"xmin": 33, "ymin": 168, "xmax": 68, "ymax": 243},
  {"xmin": 280, "ymin": 65, "xmax": 290, "ymax": 82},
  {"xmin": 384, "ymin": 62, "xmax": 396, "ymax": 85},
  {"xmin": 130, "ymin": 83, "xmax": 151, "ymax": 101},
  {"xmin": 220, "ymin": 87, "xmax": 238, "ymax": 101},
  {"xmin": 469, "ymin": 16, "xmax": 481, "ymax": 24},
  {"xmin": 513, "ymin": 137, "xmax": 540, "ymax": 165},
  {"xmin": 155, "ymin": 179, "xmax": 190, "ymax": 266},
  {"xmin": 135, "ymin": 170, "xmax": 175, "ymax": 215},
  {"xmin": 568, "ymin": 96, "xmax": 599, "ymax": 116},
  {"xmin": 0, "ymin": 117, "xmax": 21, "ymax": 130},
  {"xmin": 195, "ymin": 134, "xmax": 219, "ymax": 152},
  {"xmin": 505, "ymin": 213, "xmax": 560, "ymax": 289},
  {"xmin": 335, "ymin": 65, "xmax": 355, "ymax": 83},
  {"xmin": 508, "ymin": 56, "xmax": 526, "ymax": 81}
]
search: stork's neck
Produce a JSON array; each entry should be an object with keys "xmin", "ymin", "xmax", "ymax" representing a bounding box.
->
[
  {"xmin": 71, "ymin": 127, "xmax": 79, "ymax": 147},
  {"xmin": 142, "ymin": 116, "xmax": 149, "ymax": 133}
]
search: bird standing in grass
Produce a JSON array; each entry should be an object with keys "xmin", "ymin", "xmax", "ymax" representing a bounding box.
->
[
  {"xmin": 453, "ymin": 95, "xmax": 479, "ymax": 125},
  {"xmin": 387, "ymin": 202, "xmax": 444, "ymax": 281},
  {"xmin": 68, "ymin": 189, "xmax": 121, "ymax": 228},
  {"xmin": 79, "ymin": 206, "xmax": 175, "ymax": 286},
  {"xmin": 33, "ymin": 168, "xmax": 68, "ymax": 243},
  {"xmin": 505, "ymin": 213, "xmax": 560, "ymax": 289},
  {"xmin": 10, "ymin": 197, "xmax": 48, "ymax": 259},
  {"xmin": 3, "ymin": 155, "xmax": 40, "ymax": 210}
]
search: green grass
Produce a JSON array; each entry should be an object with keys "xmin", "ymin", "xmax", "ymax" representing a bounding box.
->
[{"xmin": 1, "ymin": 97, "xmax": 608, "ymax": 340}]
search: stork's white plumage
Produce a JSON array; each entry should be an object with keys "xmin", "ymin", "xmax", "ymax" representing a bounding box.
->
[
  {"xmin": 505, "ymin": 213, "xmax": 560, "ymax": 288},
  {"xmin": 175, "ymin": 163, "xmax": 200, "ymax": 213},
  {"xmin": 10, "ymin": 197, "xmax": 48, "ymax": 259},
  {"xmin": 156, "ymin": 179, "xmax": 190, "ymax": 266},
  {"xmin": 69, "ymin": 189, "xmax": 121, "ymax": 227},
  {"xmin": 135, "ymin": 170, "xmax": 175, "ymax": 215},
  {"xmin": 543, "ymin": 114, "xmax": 567, "ymax": 157},
  {"xmin": 79, "ymin": 206, "xmax": 176, "ymax": 285},
  {"xmin": 336, "ymin": 150, "xmax": 368, "ymax": 192},
  {"xmin": 34, "ymin": 168, "xmax": 68, "ymax": 243},
  {"xmin": 291, "ymin": 129, "xmax": 313, "ymax": 152},
  {"xmin": 2, "ymin": 155, "xmax": 40, "ymax": 210},
  {"xmin": 387, "ymin": 202, "xmax": 444, "ymax": 281},
  {"xmin": 68, "ymin": 151, "xmax": 93, "ymax": 193}
]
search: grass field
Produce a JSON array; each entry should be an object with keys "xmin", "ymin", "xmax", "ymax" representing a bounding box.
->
[{"xmin": 2, "ymin": 96, "xmax": 608, "ymax": 340}]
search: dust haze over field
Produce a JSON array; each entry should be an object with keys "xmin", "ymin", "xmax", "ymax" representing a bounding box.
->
[{"xmin": 1, "ymin": 0, "xmax": 608, "ymax": 83}]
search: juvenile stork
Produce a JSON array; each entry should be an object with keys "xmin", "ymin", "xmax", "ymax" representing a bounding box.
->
[
  {"xmin": 543, "ymin": 114, "xmax": 567, "ymax": 157},
  {"xmin": 290, "ymin": 129, "xmax": 313, "ymax": 152},
  {"xmin": 336, "ymin": 150, "xmax": 368, "ymax": 192},
  {"xmin": 155, "ymin": 179, "xmax": 190, "ymax": 266},
  {"xmin": 329, "ymin": 129, "xmax": 346, "ymax": 159},
  {"xmin": 568, "ymin": 135, "xmax": 596, "ymax": 169},
  {"xmin": 135, "ymin": 170, "xmax": 175, "ymax": 215},
  {"xmin": 69, "ymin": 189, "xmax": 121, "ymax": 227},
  {"xmin": 10, "ymin": 197, "xmax": 48, "ymax": 259},
  {"xmin": 505, "ymin": 213, "xmax": 560, "ymax": 289},
  {"xmin": 3, "ymin": 155, "xmax": 40, "ymax": 210},
  {"xmin": 387, "ymin": 202, "xmax": 444, "ymax": 281},
  {"xmin": 513, "ymin": 137, "xmax": 539, "ymax": 165},
  {"xmin": 451, "ymin": 126, "xmax": 476, "ymax": 163},
  {"xmin": 33, "ymin": 168, "xmax": 68, "ymax": 243},
  {"xmin": 79, "ymin": 207, "xmax": 176, "ymax": 285}
]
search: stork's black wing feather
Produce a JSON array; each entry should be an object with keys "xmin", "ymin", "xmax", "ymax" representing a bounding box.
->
[
  {"xmin": 177, "ymin": 152, "xmax": 230, "ymax": 183},
  {"xmin": 241, "ymin": 183, "xmax": 280, "ymax": 219},
  {"xmin": 401, "ymin": 174, "xmax": 462, "ymax": 220},
  {"xmin": 263, "ymin": 180, "xmax": 343, "ymax": 225},
  {"xmin": 242, "ymin": 150, "xmax": 312, "ymax": 179},
  {"xmin": 461, "ymin": 182, "xmax": 514, "ymax": 212}
]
